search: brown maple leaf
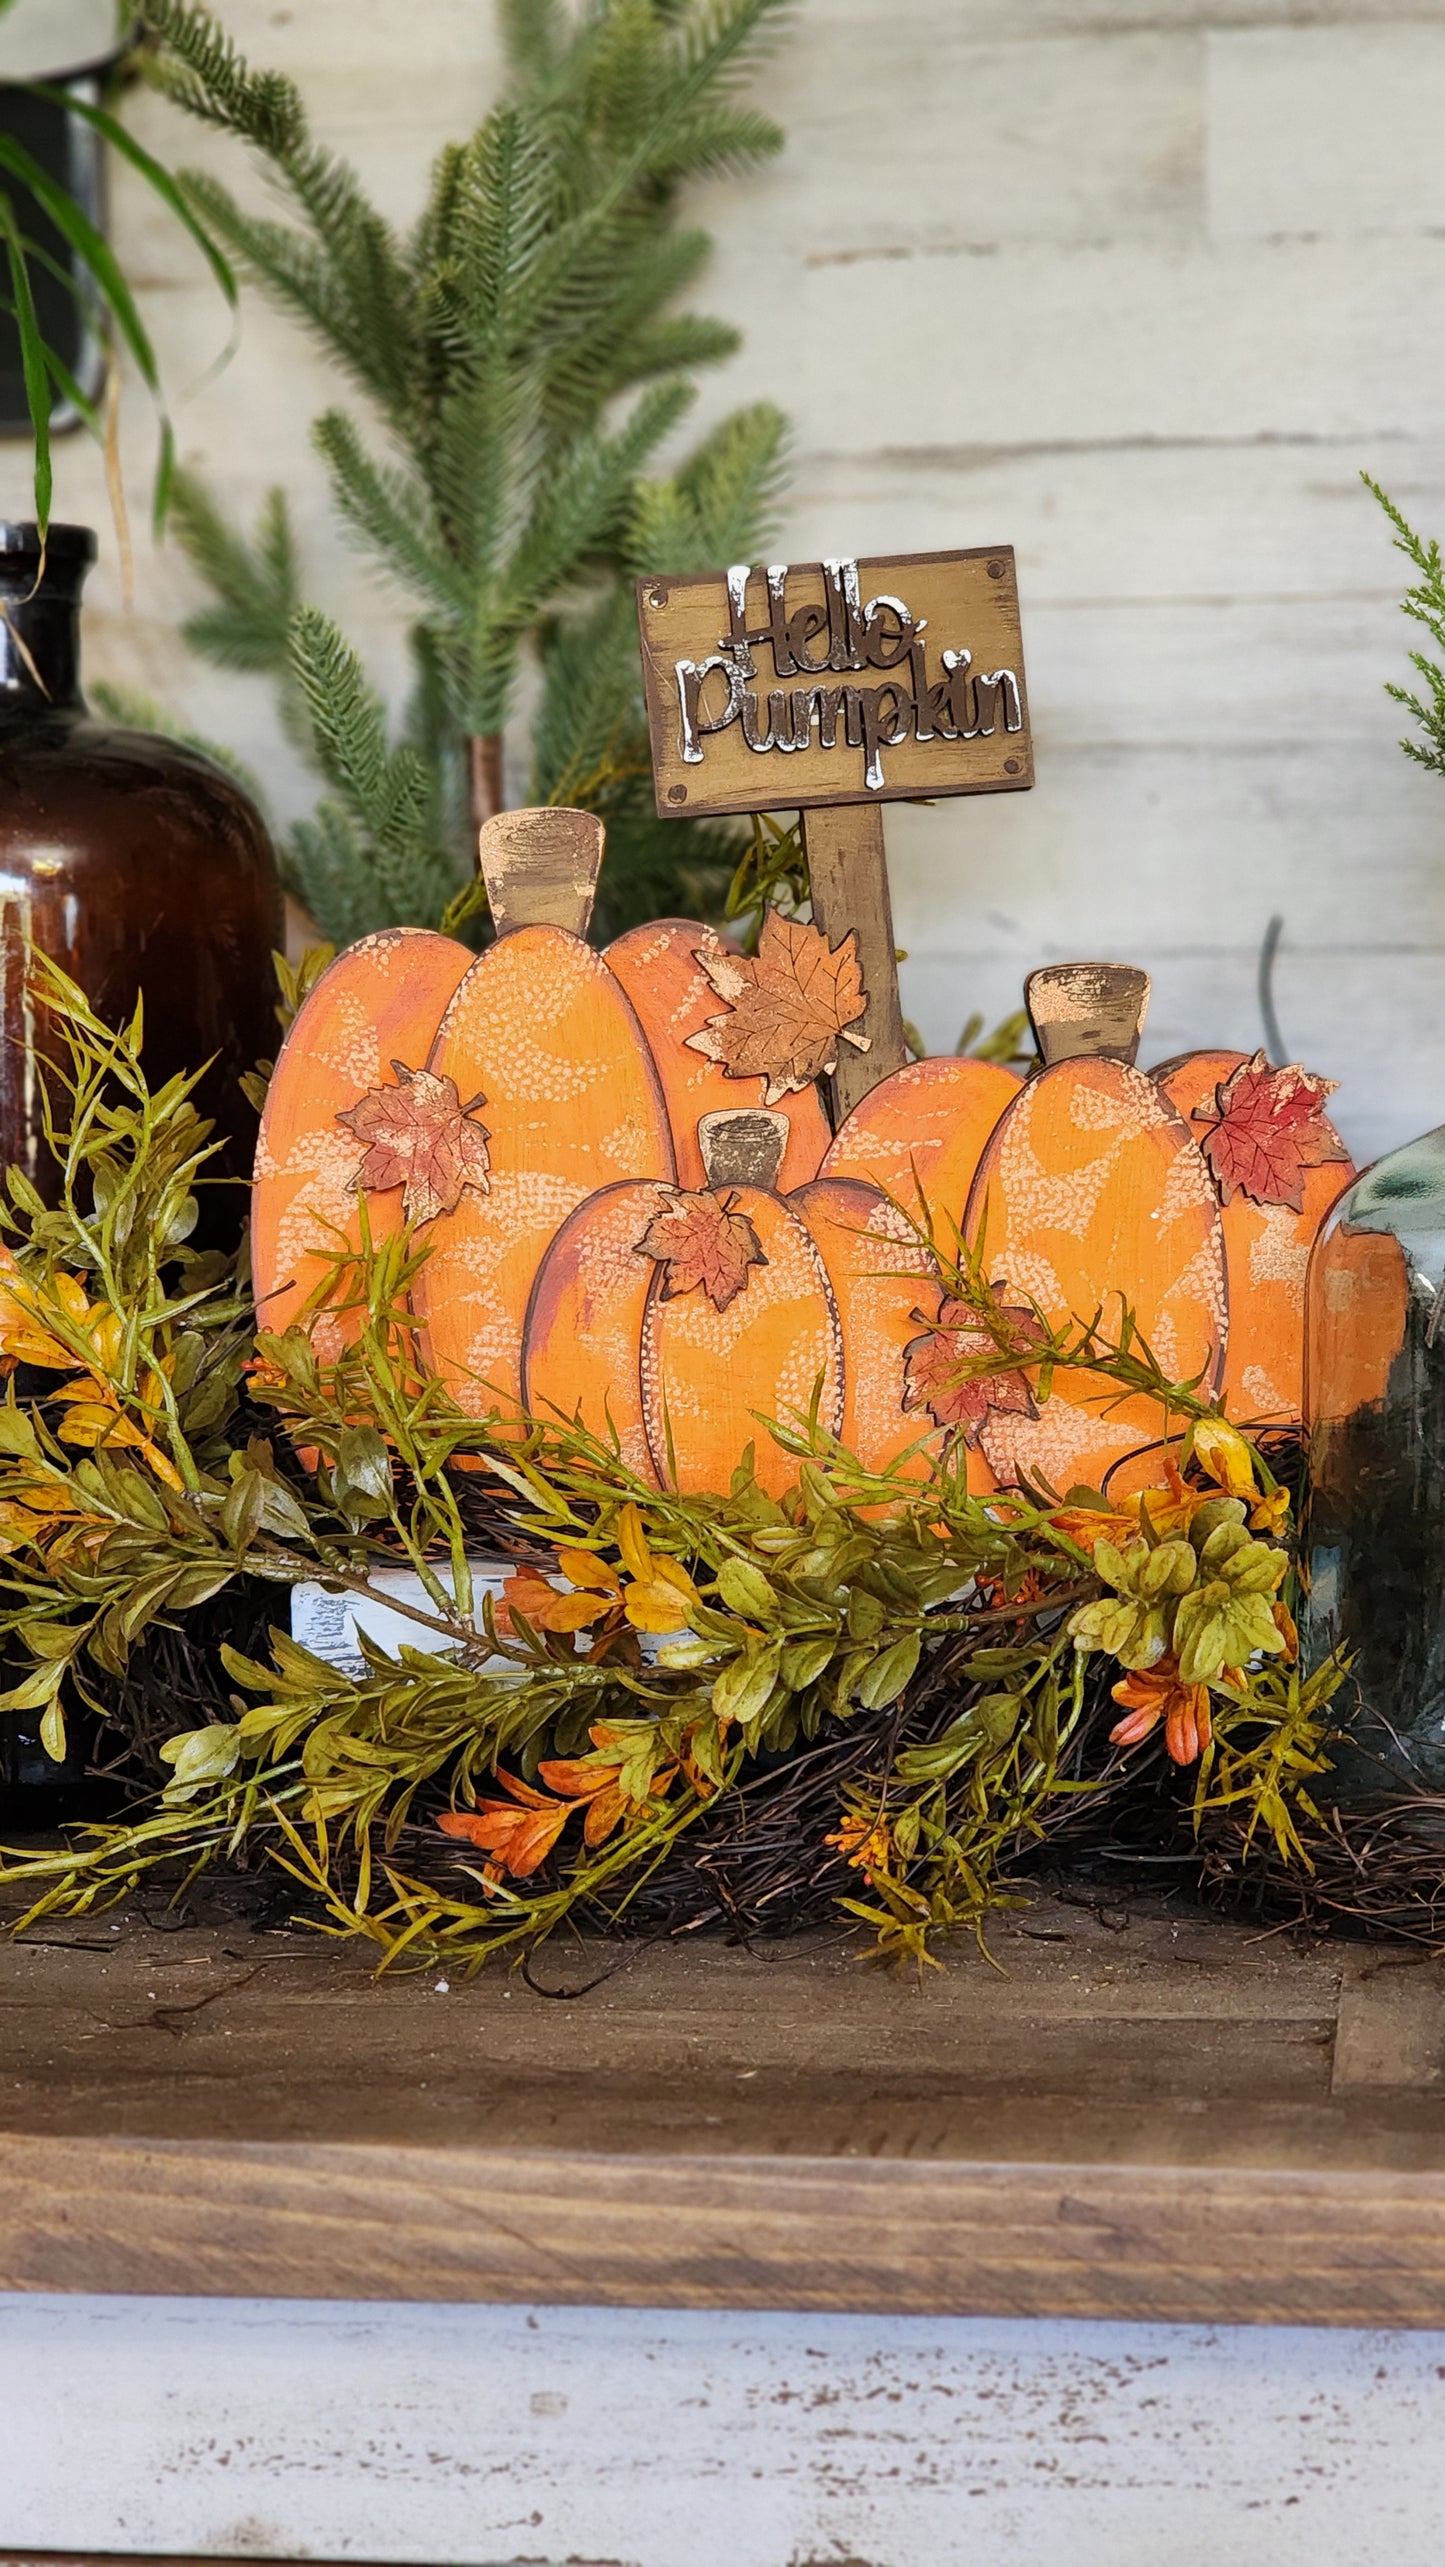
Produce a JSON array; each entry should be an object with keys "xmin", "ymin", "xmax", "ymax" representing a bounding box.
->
[
  {"xmin": 335, "ymin": 1061, "xmax": 490, "ymax": 1225},
  {"xmin": 686, "ymin": 907, "xmax": 870, "ymax": 1103},
  {"xmin": 636, "ymin": 1187, "xmax": 768, "ymax": 1311},
  {"xmin": 1192, "ymin": 1051, "xmax": 1348, "ymax": 1211},
  {"xmin": 902, "ymin": 1290, "xmax": 1044, "ymax": 1445}
]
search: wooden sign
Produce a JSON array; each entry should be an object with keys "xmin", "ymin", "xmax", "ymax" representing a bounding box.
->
[
  {"xmin": 635, "ymin": 549, "xmax": 1032, "ymax": 1119},
  {"xmin": 635, "ymin": 549, "xmax": 1031, "ymax": 818}
]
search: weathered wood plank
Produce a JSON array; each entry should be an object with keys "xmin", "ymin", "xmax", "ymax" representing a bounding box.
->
[
  {"xmin": 0, "ymin": 1901, "xmax": 1443, "ymax": 2320},
  {"xmin": 6, "ymin": 2133, "xmax": 1445, "ymax": 2328}
]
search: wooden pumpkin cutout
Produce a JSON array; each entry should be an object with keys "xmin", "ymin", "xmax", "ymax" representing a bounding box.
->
[
  {"xmin": 639, "ymin": 1110, "xmax": 844, "ymax": 1497},
  {"xmin": 604, "ymin": 917, "xmax": 830, "ymax": 1192},
  {"xmin": 964, "ymin": 965, "xmax": 1226, "ymax": 1495},
  {"xmin": 789, "ymin": 1173, "xmax": 962, "ymax": 1487},
  {"xmin": 820, "ymin": 1054, "xmax": 1022, "ymax": 1247},
  {"xmin": 520, "ymin": 1177, "xmax": 673, "ymax": 1484},
  {"xmin": 1305, "ymin": 1217, "xmax": 1412, "ymax": 1432},
  {"xmin": 1155, "ymin": 1047, "xmax": 1354, "ymax": 1430},
  {"xmin": 251, "ymin": 926, "xmax": 475, "ymax": 1357},
  {"xmin": 413, "ymin": 813, "xmax": 675, "ymax": 1424}
]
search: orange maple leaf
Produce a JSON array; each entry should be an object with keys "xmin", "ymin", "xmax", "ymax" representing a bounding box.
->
[
  {"xmin": 1109, "ymin": 1657, "xmax": 1213, "ymax": 1766},
  {"xmin": 1191, "ymin": 1052, "xmax": 1348, "ymax": 1211},
  {"xmin": 901, "ymin": 1291, "xmax": 1044, "ymax": 1444},
  {"xmin": 686, "ymin": 908, "xmax": 870, "ymax": 1103},
  {"xmin": 336, "ymin": 1061, "xmax": 491, "ymax": 1225},
  {"xmin": 636, "ymin": 1187, "xmax": 768, "ymax": 1311}
]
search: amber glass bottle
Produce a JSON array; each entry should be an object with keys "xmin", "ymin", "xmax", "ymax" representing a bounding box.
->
[{"xmin": 0, "ymin": 522, "xmax": 283, "ymax": 1237}]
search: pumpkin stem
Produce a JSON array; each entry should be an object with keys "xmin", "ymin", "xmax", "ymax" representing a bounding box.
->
[
  {"xmin": 1025, "ymin": 963, "xmax": 1151, "ymax": 1068},
  {"xmin": 698, "ymin": 1109, "xmax": 789, "ymax": 1191},
  {"xmin": 477, "ymin": 806, "xmax": 605, "ymax": 938}
]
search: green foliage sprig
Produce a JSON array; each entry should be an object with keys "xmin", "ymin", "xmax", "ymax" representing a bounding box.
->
[{"xmin": 1365, "ymin": 473, "xmax": 1445, "ymax": 776}]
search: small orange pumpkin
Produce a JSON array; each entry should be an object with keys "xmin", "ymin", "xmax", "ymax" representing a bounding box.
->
[
  {"xmin": 788, "ymin": 1173, "xmax": 952, "ymax": 1485},
  {"xmin": 639, "ymin": 1112, "xmax": 844, "ymax": 1497},
  {"xmin": 523, "ymin": 1110, "xmax": 844, "ymax": 1497}
]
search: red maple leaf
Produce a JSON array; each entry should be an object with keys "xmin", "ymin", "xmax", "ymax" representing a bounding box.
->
[
  {"xmin": 1193, "ymin": 1051, "xmax": 1348, "ymax": 1211},
  {"xmin": 636, "ymin": 1188, "xmax": 768, "ymax": 1311},
  {"xmin": 901, "ymin": 1290, "xmax": 1045, "ymax": 1444},
  {"xmin": 335, "ymin": 1061, "xmax": 491, "ymax": 1225},
  {"xmin": 686, "ymin": 908, "xmax": 870, "ymax": 1103}
]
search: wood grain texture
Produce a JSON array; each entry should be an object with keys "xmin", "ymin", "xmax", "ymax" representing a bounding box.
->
[
  {"xmin": 801, "ymin": 801, "xmax": 908, "ymax": 1119},
  {"xmin": 2, "ymin": 1900, "xmax": 1444, "ymax": 2324},
  {"xmin": 8, "ymin": 2133, "xmax": 1445, "ymax": 2329},
  {"xmin": 476, "ymin": 806, "xmax": 604, "ymax": 939}
]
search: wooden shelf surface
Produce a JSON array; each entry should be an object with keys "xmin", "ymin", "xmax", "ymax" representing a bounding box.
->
[{"xmin": 2, "ymin": 1892, "xmax": 1443, "ymax": 2328}]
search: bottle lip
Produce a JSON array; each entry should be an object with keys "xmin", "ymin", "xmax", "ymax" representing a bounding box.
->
[{"xmin": 0, "ymin": 523, "xmax": 97, "ymax": 565}]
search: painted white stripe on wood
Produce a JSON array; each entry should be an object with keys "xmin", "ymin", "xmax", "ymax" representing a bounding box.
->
[{"xmin": 3, "ymin": 2293, "xmax": 1445, "ymax": 2566}]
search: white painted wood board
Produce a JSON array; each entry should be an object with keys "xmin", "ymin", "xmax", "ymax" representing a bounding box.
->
[{"xmin": 3, "ymin": 2292, "xmax": 1445, "ymax": 2565}]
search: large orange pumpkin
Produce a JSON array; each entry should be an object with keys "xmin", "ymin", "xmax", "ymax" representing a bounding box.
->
[{"xmin": 414, "ymin": 923, "xmax": 674, "ymax": 1423}]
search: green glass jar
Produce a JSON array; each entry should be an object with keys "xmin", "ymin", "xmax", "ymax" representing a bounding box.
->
[{"xmin": 1303, "ymin": 1126, "xmax": 1445, "ymax": 1796}]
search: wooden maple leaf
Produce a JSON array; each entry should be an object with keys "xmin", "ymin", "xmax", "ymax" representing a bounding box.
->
[
  {"xmin": 902, "ymin": 1291, "xmax": 1043, "ymax": 1444},
  {"xmin": 686, "ymin": 908, "xmax": 870, "ymax": 1103},
  {"xmin": 636, "ymin": 1187, "xmax": 768, "ymax": 1311},
  {"xmin": 1192, "ymin": 1052, "xmax": 1348, "ymax": 1211},
  {"xmin": 335, "ymin": 1060, "xmax": 491, "ymax": 1225}
]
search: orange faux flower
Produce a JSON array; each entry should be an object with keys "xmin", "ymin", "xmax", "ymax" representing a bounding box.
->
[
  {"xmin": 436, "ymin": 1772, "xmax": 570, "ymax": 1878},
  {"xmin": 826, "ymin": 1808, "xmax": 894, "ymax": 1882},
  {"xmin": 1109, "ymin": 1657, "xmax": 1213, "ymax": 1767}
]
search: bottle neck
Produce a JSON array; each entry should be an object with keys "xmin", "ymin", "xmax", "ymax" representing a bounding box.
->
[
  {"xmin": 0, "ymin": 528, "xmax": 95, "ymax": 715},
  {"xmin": 0, "ymin": 590, "xmax": 85, "ymax": 712}
]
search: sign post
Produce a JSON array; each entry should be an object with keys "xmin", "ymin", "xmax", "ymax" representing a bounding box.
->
[{"xmin": 636, "ymin": 547, "xmax": 1033, "ymax": 1121}]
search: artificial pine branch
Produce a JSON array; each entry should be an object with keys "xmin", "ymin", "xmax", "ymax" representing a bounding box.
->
[
  {"xmin": 141, "ymin": 0, "xmax": 795, "ymax": 936},
  {"xmin": 1365, "ymin": 473, "xmax": 1445, "ymax": 777}
]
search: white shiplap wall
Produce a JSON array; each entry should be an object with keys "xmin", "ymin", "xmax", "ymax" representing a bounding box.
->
[{"xmin": 3, "ymin": 3, "xmax": 1445, "ymax": 1161}]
